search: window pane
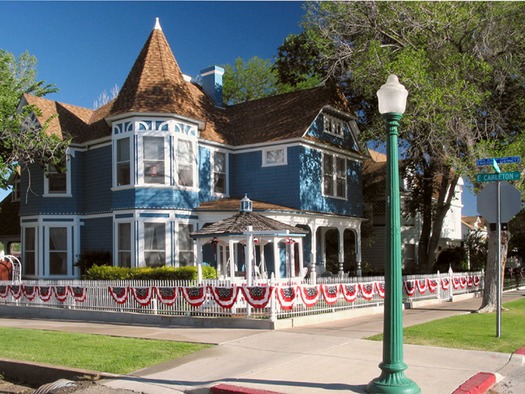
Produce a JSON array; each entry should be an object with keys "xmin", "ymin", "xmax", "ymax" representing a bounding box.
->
[
  {"xmin": 213, "ymin": 151, "xmax": 226, "ymax": 193},
  {"xmin": 144, "ymin": 223, "xmax": 165, "ymax": 267},
  {"xmin": 24, "ymin": 228, "xmax": 36, "ymax": 275},
  {"xmin": 118, "ymin": 223, "xmax": 131, "ymax": 268},
  {"xmin": 49, "ymin": 227, "xmax": 67, "ymax": 275},
  {"xmin": 177, "ymin": 140, "xmax": 194, "ymax": 187},
  {"xmin": 117, "ymin": 138, "xmax": 131, "ymax": 186},
  {"xmin": 335, "ymin": 157, "xmax": 346, "ymax": 198},
  {"xmin": 49, "ymin": 173, "xmax": 67, "ymax": 193},
  {"xmin": 178, "ymin": 224, "xmax": 194, "ymax": 266},
  {"xmin": 144, "ymin": 137, "xmax": 165, "ymax": 184}
]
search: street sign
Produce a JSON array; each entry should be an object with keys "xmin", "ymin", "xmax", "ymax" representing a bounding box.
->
[
  {"xmin": 477, "ymin": 181, "xmax": 522, "ymax": 223},
  {"xmin": 476, "ymin": 156, "xmax": 521, "ymax": 167},
  {"xmin": 476, "ymin": 171, "xmax": 521, "ymax": 182}
]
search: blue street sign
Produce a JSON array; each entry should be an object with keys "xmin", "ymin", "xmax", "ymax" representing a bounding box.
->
[
  {"xmin": 476, "ymin": 156, "xmax": 521, "ymax": 167},
  {"xmin": 476, "ymin": 171, "xmax": 521, "ymax": 182}
]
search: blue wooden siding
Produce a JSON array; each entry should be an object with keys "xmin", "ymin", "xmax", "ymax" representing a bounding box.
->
[
  {"xmin": 299, "ymin": 147, "xmax": 363, "ymax": 217},
  {"xmin": 82, "ymin": 147, "xmax": 113, "ymax": 214},
  {"xmin": 230, "ymin": 149, "xmax": 301, "ymax": 208},
  {"xmin": 81, "ymin": 216, "xmax": 113, "ymax": 253}
]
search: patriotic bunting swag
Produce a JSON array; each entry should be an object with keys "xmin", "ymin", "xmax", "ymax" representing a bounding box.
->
[
  {"xmin": 130, "ymin": 287, "xmax": 155, "ymax": 306},
  {"xmin": 209, "ymin": 286, "xmax": 239, "ymax": 309},
  {"xmin": 299, "ymin": 285, "xmax": 320, "ymax": 307},
  {"xmin": 416, "ymin": 279, "xmax": 427, "ymax": 294},
  {"xmin": 375, "ymin": 282, "xmax": 386, "ymax": 299},
  {"xmin": 276, "ymin": 286, "xmax": 297, "ymax": 310},
  {"xmin": 360, "ymin": 283, "xmax": 375, "ymax": 300},
  {"xmin": 23, "ymin": 285, "xmax": 37, "ymax": 301},
  {"xmin": 404, "ymin": 281, "xmax": 416, "ymax": 297},
  {"xmin": 441, "ymin": 278, "xmax": 450, "ymax": 291},
  {"xmin": 321, "ymin": 284, "xmax": 340, "ymax": 305},
  {"xmin": 55, "ymin": 286, "xmax": 69, "ymax": 302},
  {"xmin": 38, "ymin": 286, "xmax": 53, "ymax": 302},
  {"xmin": 108, "ymin": 286, "xmax": 128, "ymax": 304},
  {"xmin": 427, "ymin": 278, "xmax": 438, "ymax": 293},
  {"xmin": 0, "ymin": 285, "xmax": 9, "ymax": 298},
  {"xmin": 241, "ymin": 286, "xmax": 274, "ymax": 308},
  {"xmin": 180, "ymin": 286, "xmax": 207, "ymax": 307},
  {"xmin": 70, "ymin": 286, "xmax": 87, "ymax": 302},
  {"xmin": 10, "ymin": 285, "xmax": 22, "ymax": 299},
  {"xmin": 341, "ymin": 284, "xmax": 358, "ymax": 302},
  {"xmin": 155, "ymin": 287, "xmax": 178, "ymax": 305}
]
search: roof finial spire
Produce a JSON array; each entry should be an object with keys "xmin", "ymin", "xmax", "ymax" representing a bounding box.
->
[{"xmin": 154, "ymin": 17, "xmax": 162, "ymax": 31}]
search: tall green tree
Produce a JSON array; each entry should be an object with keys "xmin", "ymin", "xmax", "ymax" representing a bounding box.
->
[
  {"xmin": 222, "ymin": 56, "xmax": 321, "ymax": 105},
  {"xmin": 275, "ymin": 2, "xmax": 525, "ymax": 287},
  {"xmin": 0, "ymin": 49, "xmax": 69, "ymax": 191}
]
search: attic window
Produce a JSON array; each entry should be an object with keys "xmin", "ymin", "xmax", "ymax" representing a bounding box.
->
[
  {"xmin": 262, "ymin": 147, "xmax": 287, "ymax": 167},
  {"xmin": 323, "ymin": 114, "xmax": 344, "ymax": 137}
]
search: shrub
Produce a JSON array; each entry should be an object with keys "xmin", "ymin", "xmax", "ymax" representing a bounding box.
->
[
  {"xmin": 76, "ymin": 251, "xmax": 112, "ymax": 277},
  {"xmin": 85, "ymin": 264, "xmax": 217, "ymax": 280}
]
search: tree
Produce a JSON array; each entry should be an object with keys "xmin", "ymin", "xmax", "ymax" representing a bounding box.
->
[
  {"xmin": 222, "ymin": 56, "xmax": 321, "ymax": 105},
  {"xmin": 0, "ymin": 50, "xmax": 69, "ymax": 191},
  {"xmin": 275, "ymin": 2, "xmax": 525, "ymax": 281}
]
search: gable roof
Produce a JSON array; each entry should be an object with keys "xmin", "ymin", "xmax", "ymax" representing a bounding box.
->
[{"xmin": 225, "ymin": 85, "xmax": 356, "ymax": 146}]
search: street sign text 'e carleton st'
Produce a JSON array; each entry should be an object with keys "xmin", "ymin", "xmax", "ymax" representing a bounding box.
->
[{"xmin": 476, "ymin": 171, "xmax": 521, "ymax": 183}]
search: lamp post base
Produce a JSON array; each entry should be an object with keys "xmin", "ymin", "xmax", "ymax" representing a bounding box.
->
[{"xmin": 367, "ymin": 364, "xmax": 420, "ymax": 394}]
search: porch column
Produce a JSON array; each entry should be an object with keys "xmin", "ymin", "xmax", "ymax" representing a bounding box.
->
[
  {"xmin": 338, "ymin": 227, "xmax": 345, "ymax": 278},
  {"xmin": 246, "ymin": 226, "xmax": 254, "ymax": 286},
  {"xmin": 310, "ymin": 224, "xmax": 317, "ymax": 282},
  {"xmin": 298, "ymin": 238, "xmax": 304, "ymax": 278},
  {"xmin": 229, "ymin": 239, "xmax": 236, "ymax": 279},
  {"xmin": 355, "ymin": 226, "xmax": 362, "ymax": 277},
  {"xmin": 273, "ymin": 237, "xmax": 281, "ymax": 281}
]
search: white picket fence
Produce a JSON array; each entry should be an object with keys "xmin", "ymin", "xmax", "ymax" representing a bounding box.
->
[{"xmin": 0, "ymin": 271, "xmax": 483, "ymax": 321}]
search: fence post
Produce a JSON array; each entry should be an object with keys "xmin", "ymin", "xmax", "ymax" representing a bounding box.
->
[
  {"xmin": 269, "ymin": 273, "xmax": 277, "ymax": 322},
  {"xmin": 436, "ymin": 271, "xmax": 441, "ymax": 301},
  {"xmin": 448, "ymin": 267, "xmax": 453, "ymax": 301}
]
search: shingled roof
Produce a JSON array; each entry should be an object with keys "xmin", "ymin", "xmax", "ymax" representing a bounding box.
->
[
  {"xmin": 224, "ymin": 84, "xmax": 355, "ymax": 146},
  {"xmin": 21, "ymin": 19, "xmax": 356, "ymax": 149},
  {"xmin": 191, "ymin": 211, "xmax": 308, "ymax": 238}
]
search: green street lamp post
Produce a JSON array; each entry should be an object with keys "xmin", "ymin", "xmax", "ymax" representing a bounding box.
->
[{"xmin": 367, "ymin": 75, "xmax": 420, "ymax": 394}]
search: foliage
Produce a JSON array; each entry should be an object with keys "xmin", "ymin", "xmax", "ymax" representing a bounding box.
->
[
  {"xmin": 464, "ymin": 229, "xmax": 488, "ymax": 271},
  {"xmin": 85, "ymin": 264, "xmax": 217, "ymax": 280},
  {"xmin": 275, "ymin": 2, "xmax": 525, "ymax": 272},
  {"xmin": 0, "ymin": 49, "xmax": 69, "ymax": 189},
  {"xmin": 508, "ymin": 209, "xmax": 525, "ymax": 263},
  {"xmin": 0, "ymin": 327, "xmax": 210, "ymax": 375},
  {"xmin": 369, "ymin": 298, "xmax": 525, "ymax": 354},
  {"xmin": 75, "ymin": 250, "xmax": 112, "ymax": 277},
  {"xmin": 433, "ymin": 247, "xmax": 468, "ymax": 273},
  {"xmin": 222, "ymin": 56, "xmax": 321, "ymax": 105}
]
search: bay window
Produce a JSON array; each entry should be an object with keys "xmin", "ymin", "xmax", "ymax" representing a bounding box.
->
[
  {"xmin": 117, "ymin": 223, "xmax": 132, "ymax": 268},
  {"xmin": 144, "ymin": 222, "xmax": 166, "ymax": 267},
  {"xmin": 116, "ymin": 137, "xmax": 131, "ymax": 186},
  {"xmin": 177, "ymin": 223, "xmax": 194, "ymax": 266},
  {"xmin": 177, "ymin": 139, "xmax": 195, "ymax": 187},
  {"xmin": 213, "ymin": 151, "xmax": 226, "ymax": 194},
  {"xmin": 143, "ymin": 136, "xmax": 166, "ymax": 184}
]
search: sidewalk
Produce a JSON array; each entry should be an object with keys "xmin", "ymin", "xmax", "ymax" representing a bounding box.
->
[{"xmin": 1, "ymin": 289, "xmax": 523, "ymax": 393}]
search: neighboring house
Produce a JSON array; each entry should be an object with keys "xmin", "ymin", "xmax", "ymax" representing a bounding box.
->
[
  {"xmin": 361, "ymin": 150, "xmax": 464, "ymax": 272},
  {"xmin": 3, "ymin": 19, "xmax": 368, "ymax": 279},
  {"xmin": 461, "ymin": 215, "xmax": 487, "ymax": 240}
]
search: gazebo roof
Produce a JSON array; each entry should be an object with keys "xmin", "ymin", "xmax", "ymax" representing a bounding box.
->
[{"xmin": 191, "ymin": 211, "xmax": 308, "ymax": 238}]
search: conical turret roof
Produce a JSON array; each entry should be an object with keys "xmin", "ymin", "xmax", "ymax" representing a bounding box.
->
[{"xmin": 107, "ymin": 18, "xmax": 210, "ymax": 123}]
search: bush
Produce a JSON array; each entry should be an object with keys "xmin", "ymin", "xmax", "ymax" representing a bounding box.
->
[
  {"xmin": 76, "ymin": 251, "xmax": 112, "ymax": 277},
  {"xmin": 85, "ymin": 264, "xmax": 217, "ymax": 280}
]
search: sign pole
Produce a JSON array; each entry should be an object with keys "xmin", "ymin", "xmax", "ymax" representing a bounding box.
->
[{"xmin": 496, "ymin": 181, "xmax": 502, "ymax": 338}]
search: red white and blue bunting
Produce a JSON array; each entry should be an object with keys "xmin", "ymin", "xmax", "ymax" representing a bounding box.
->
[
  {"xmin": 208, "ymin": 286, "xmax": 239, "ymax": 309},
  {"xmin": 340, "ymin": 283, "xmax": 359, "ymax": 302},
  {"xmin": 55, "ymin": 286, "xmax": 69, "ymax": 302},
  {"xmin": 69, "ymin": 286, "xmax": 87, "ymax": 302},
  {"xmin": 276, "ymin": 286, "xmax": 297, "ymax": 310},
  {"xmin": 108, "ymin": 286, "xmax": 128, "ymax": 304},
  {"xmin": 241, "ymin": 286, "xmax": 274, "ymax": 309},
  {"xmin": 38, "ymin": 286, "xmax": 53, "ymax": 302},
  {"xmin": 155, "ymin": 287, "xmax": 178, "ymax": 305},
  {"xmin": 321, "ymin": 284, "xmax": 340, "ymax": 305},
  {"xmin": 299, "ymin": 285, "xmax": 321, "ymax": 307},
  {"xmin": 129, "ymin": 287, "xmax": 155, "ymax": 306},
  {"xmin": 180, "ymin": 286, "xmax": 207, "ymax": 307},
  {"xmin": 360, "ymin": 282, "xmax": 375, "ymax": 300}
]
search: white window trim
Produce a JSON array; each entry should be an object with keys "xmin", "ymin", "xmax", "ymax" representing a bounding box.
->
[
  {"xmin": 21, "ymin": 225, "xmax": 39, "ymax": 278},
  {"xmin": 322, "ymin": 152, "xmax": 347, "ymax": 200},
  {"xmin": 262, "ymin": 147, "xmax": 288, "ymax": 167},
  {"xmin": 43, "ymin": 158, "xmax": 71, "ymax": 197},
  {"xmin": 113, "ymin": 135, "xmax": 133, "ymax": 189},
  {"xmin": 45, "ymin": 224, "xmax": 72, "ymax": 277},
  {"xmin": 210, "ymin": 148, "xmax": 229, "ymax": 196},
  {"xmin": 138, "ymin": 133, "xmax": 171, "ymax": 187},
  {"xmin": 114, "ymin": 221, "xmax": 134, "ymax": 268},
  {"xmin": 175, "ymin": 137, "xmax": 199, "ymax": 191}
]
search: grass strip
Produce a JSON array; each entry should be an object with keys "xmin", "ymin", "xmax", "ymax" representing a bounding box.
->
[
  {"xmin": 0, "ymin": 327, "xmax": 211, "ymax": 374},
  {"xmin": 368, "ymin": 297, "xmax": 525, "ymax": 354}
]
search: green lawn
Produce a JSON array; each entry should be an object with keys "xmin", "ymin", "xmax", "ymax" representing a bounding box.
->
[
  {"xmin": 369, "ymin": 298, "xmax": 525, "ymax": 354},
  {"xmin": 0, "ymin": 328, "xmax": 211, "ymax": 374}
]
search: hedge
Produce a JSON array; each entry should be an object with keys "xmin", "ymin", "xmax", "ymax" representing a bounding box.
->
[{"xmin": 85, "ymin": 265, "xmax": 217, "ymax": 280}]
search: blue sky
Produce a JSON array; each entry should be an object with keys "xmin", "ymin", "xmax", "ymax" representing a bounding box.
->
[{"xmin": 0, "ymin": 0, "xmax": 478, "ymax": 215}]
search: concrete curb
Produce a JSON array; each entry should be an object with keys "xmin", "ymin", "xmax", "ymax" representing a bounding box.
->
[
  {"xmin": 452, "ymin": 372, "xmax": 502, "ymax": 394},
  {"xmin": 211, "ymin": 383, "xmax": 282, "ymax": 394}
]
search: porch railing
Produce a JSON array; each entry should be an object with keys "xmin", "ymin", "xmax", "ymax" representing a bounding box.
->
[{"xmin": 0, "ymin": 271, "xmax": 484, "ymax": 321}]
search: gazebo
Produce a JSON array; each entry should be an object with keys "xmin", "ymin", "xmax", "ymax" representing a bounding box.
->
[{"xmin": 191, "ymin": 195, "xmax": 308, "ymax": 284}]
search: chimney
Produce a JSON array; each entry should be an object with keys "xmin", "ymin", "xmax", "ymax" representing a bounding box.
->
[{"xmin": 199, "ymin": 66, "xmax": 224, "ymax": 107}]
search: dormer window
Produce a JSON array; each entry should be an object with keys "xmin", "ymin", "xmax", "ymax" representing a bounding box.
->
[{"xmin": 323, "ymin": 114, "xmax": 344, "ymax": 137}]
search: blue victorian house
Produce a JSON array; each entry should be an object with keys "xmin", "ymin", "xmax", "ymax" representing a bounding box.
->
[{"xmin": 3, "ymin": 19, "xmax": 367, "ymax": 279}]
